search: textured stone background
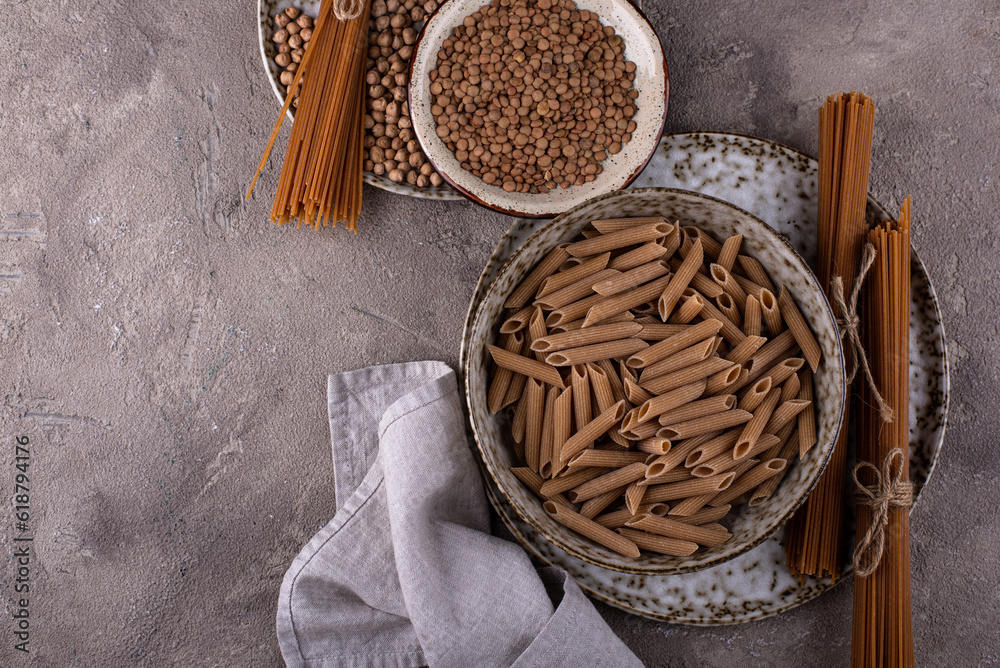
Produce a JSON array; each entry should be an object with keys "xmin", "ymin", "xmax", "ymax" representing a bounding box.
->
[{"xmin": 1, "ymin": 0, "xmax": 998, "ymax": 665}]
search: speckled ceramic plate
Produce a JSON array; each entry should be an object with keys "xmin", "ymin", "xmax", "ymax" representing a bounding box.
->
[
  {"xmin": 459, "ymin": 132, "xmax": 948, "ymax": 624},
  {"xmin": 256, "ymin": 0, "xmax": 463, "ymax": 200},
  {"xmin": 408, "ymin": 0, "xmax": 668, "ymax": 217}
]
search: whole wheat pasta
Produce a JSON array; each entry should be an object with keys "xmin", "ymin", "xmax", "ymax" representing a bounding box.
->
[
  {"xmin": 655, "ymin": 395, "xmax": 736, "ymax": 426},
  {"xmin": 546, "ymin": 338, "xmax": 648, "ymax": 367},
  {"xmin": 567, "ymin": 462, "xmax": 648, "ymax": 503},
  {"xmin": 625, "ymin": 513, "xmax": 731, "ymax": 547},
  {"xmin": 797, "ymin": 369, "xmax": 817, "ymax": 456},
  {"xmin": 544, "ymin": 501, "xmax": 641, "ymax": 558},
  {"xmin": 607, "ymin": 241, "xmax": 668, "ymax": 271},
  {"xmin": 658, "ymin": 238, "xmax": 704, "ymax": 319},
  {"xmin": 734, "ymin": 388, "xmax": 782, "ymax": 458},
  {"xmin": 781, "ymin": 372, "xmax": 801, "ymax": 403},
  {"xmin": 620, "ymin": 418, "xmax": 661, "ymax": 441},
  {"xmin": 593, "ymin": 260, "xmax": 670, "ymax": 296},
  {"xmin": 749, "ymin": 429, "xmax": 800, "ymax": 506},
  {"xmin": 559, "ymin": 400, "xmax": 627, "ymax": 463},
  {"xmin": 624, "ymin": 377, "xmax": 654, "ymax": 405},
  {"xmin": 523, "ymin": 378, "xmax": 546, "ymax": 472},
  {"xmin": 619, "ymin": 359, "xmax": 637, "ymax": 385},
  {"xmin": 582, "ymin": 274, "xmax": 673, "ymax": 327},
  {"xmin": 632, "ymin": 300, "xmax": 660, "ymax": 315},
  {"xmin": 536, "ymin": 252, "xmax": 611, "ymax": 297},
  {"xmin": 746, "ymin": 329, "xmax": 797, "ymax": 375},
  {"xmin": 533, "ymin": 269, "xmax": 620, "ymax": 310},
  {"xmin": 527, "ymin": 307, "xmax": 548, "ymax": 362},
  {"xmin": 657, "ymin": 222, "xmax": 683, "ymax": 257},
  {"xmin": 686, "ymin": 228, "xmax": 723, "ymax": 260},
  {"xmin": 737, "ymin": 255, "xmax": 776, "ymax": 294},
  {"xmin": 510, "ymin": 385, "xmax": 530, "ymax": 448},
  {"xmin": 633, "ymin": 380, "xmax": 707, "ymax": 423},
  {"xmin": 549, "ymin": 386, "xmax": 574, "ymax": 476},
  {"xmin": 505, "ymin": 246, "xmax": 571, "ymax": 308},
  {"xmin": 500, "ymin": 305, "xmax": 536, "ymax": 334},
  {"xmin": 550, "ymin": 311, "xmax": 635, "ymax": 333},
  {"xmin": 715, "ymin": 293, "xmax": 743, "ymax": 329},
  {"xmin": 665, "ymin": 492, "xmax": 714, "ymax": 517},
  {"xmin": 731, "ymin": 274, "xmax": 767, "ymax": 301},
  {"xmin": 744, "ymin": 295, "xmax": 762, "ymax": 337},
  {"xmin": 586, "ymin": 362, "xmax": 616, "ymax": 414},
  {"xmin": 711, "ymin": 264, "xmax": 749, "ymax": 313},
  {"xmin": 668, "ymin": 292, "xmax": 705, "ymax": 324},
  {"xmin": 695, "ymin": 296, "xmax": 747, "ymax": 345},
  {"xmin": 636, "ymin": 323, "xmax": 689, "ymax": 340},
  {"xmin": 617, "ymin": 527, "xmax": 700, "ymax": 556},
  {"xmin": 762, "ymin": 420, "xmax": 797, "ymax": 462},
  {"xmin": 568, "ymin": 450, "xmax": 649, "ymax": 469},
  {"xmin": 487, "ymin": 344, "xmax": 565, "ymax": 388},
  {"xmin": 778, "ymin": 286, "xmax": 822, "ymax": 372},
  {"xmin": 683, "ymin": 429, "xmax": 742, "ymax": 467},
  {"xmin": 594, "ymin": 359, "xmax": 629, "ymax": 406},
  {"xmin": 595, "ymin": 503, "xmax": 669, "ymax": 529},
  {"xmin": 640, "ymin": 357, "xmax": 734, "ymax": 395},
  {"xmin": 760, "ymin": 357, "xmax": 806, "ymax": 391},
  {"xmin": 510, "ymin": 467, "xmax": 574, "ymax": 508},
  {"xmin": 570, "ymin": 364, "xmax": 592, "ymax": 430},
  {"xmin": 658, "ymin": 409, "xmax": 753, "ymax": 441},
  {"xmin": 716, "ymin": 234, "xmax": 743, "ymax": 272},
  {"xmin": 670, "ymin": 502, "xmax": 732, "ymax": 523},
  {"xmin": 703, "ymin": 365, "xmax": 743, "ymax": 395},
  {"xmin": 762, "ymin": 399, "xmax": 811, "ymax": 435},
  {"xmin": 725, "ymin": 335, "xmax": 767, "ymax": 365},
  {"xmin": 637, "ymin": 464, "xmax": 694, "ymax": 488},
  {"xmin": 538, "ymin": 386, "xmax": 559, "ymax": 477},
  {"xmin": 627, "ymin": 318, "xmax": 723, "ymax": 369},
  {"xmin": 578, "ymin": 486, "xmax": 626, "ymax": 519},
  {"xmin": 565, "ymin": 222, "xmax": 671, "ymax": 258},
  {"xmin": 558, "ymin": 257, "xmax": 584, "ymax": 271},
  {"xmin": 639, "ymin": 338, "xmax": 719, "ymax": 380},
  {"xmin": 531, "ymin": 322, "xmax": 644, "ymax": 354},
  {"xmin": 539, "ymin": 466, "xmax": 604, "ymax": 496},
  {"xmin": 501, "ymin": 370, "xmax": 528, "ymax": 412},
  {"xmin": 668, "ymin": 258, "xmax": 726, "ymax": 298},
  {"xmin": 636, "ymin": 437, "xmax": 672, "ymax": 455},
  {"xmin": 737, "ymin": 377, "xmax": 773, "ymax": 413},
  {"xmin": 488, "ymin": 331, "xmax": 525, "ymax": 414},
  {"xmin": 647, "ymin": 431, "xmax": 721, "ymax": 475},
  {"xmin": 545, "ymin": 293, "xmax": 607, "ymax": 327},
  {"xmin": 590, "ymin": 216, "xmax": 669, "ymax": 233},
  {"xmin": 710, "ymin": 458, "xmax": 786, "ymax": 506},
  {"xmin": 694, "ymin": 434, "xmax": 780, "ymax": 477},
  {"xmin": 625, "ymin": 480, "xmax": 646, "ymax": 514},
  {"xmin": 760, "ymin": 288, "xmax": 783, "ymax": 335},
  {"xmin": 641, "ymin": 471, "xmax": 735, "ymax": 503}
]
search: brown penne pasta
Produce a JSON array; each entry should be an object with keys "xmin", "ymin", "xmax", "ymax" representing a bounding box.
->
[
  {"xmin": 510, "ymin": 467, "xmax": 573, "ymax": 508},
  {"xmin": 488, "ymin": 331, "xmax": 525, "ymax": 414},
  {"xmin": 617, "ymin": 527, "xmax": 700, "ymax": 556},
  {"xmin": 568, "ymin": 449, "xmax": 649, "ymax": 469},
  {"xmin": 559, "ymin": 400, "xmax": 627, "ymax": 463},
  {"xmin": 590, "ymin": 216, "xmax": 670, "ymax": 234},
  {"xmin": 536, "ymin": 252, "xmax": 611, "ymax": 298},
  {"xmin": 533, "ymin": 269, "xmax": 620, "ymax": 310},
  {"xmin": 539, "ymin": 466, "xmax": 603, "ymax": 496},
  {"xmin": 582, "ymin": 274, "xmax": 673, "ymax": 327},
  {"xmin": 641, "ymin": 471, "xmax": 736, "ymax": 503},
  {"xmin": 505, "ymin": 246, "xmax": 570, "ymax": 309},
  {"xmin": 635, "ymin": 437, "xmax": 672, "ymax": 455},
  {"xmin": 738, "ymin": 377, "xmax": 773, "ymax": 413},
  {"xmin": 565, "ymin": 221, "xmax": 671, "ymax": 258},
  {"xmin": 487, "ymin": 344, "xmax": 566, "ymax": 388},
  {"xmin": 544, "ymin": 501, "xmax": 641, "ymax": 558},
  {"xmin": 658, "ymin": 238, "xmax": 704, "ymax": 320},
  {"xmin": 716, "ymin": 234, "xmax": 743, "ymax": 272},
  {"xmin": 760, "ymin": 288, "xmax": 782, "ymax": 335},
  {"xmin": 593, "ymin": 260, "xmax": 671, "ymax": 296},
  {"xmin": 744, "ymin": 295, "xmax": 762, "ymax": 337},
  {"xmin": 578, "ymin": 486, "xmax": 626, "ymax": 519},
  {"xmin": 545, "ymin": 338, "xmax": 649, "ymax": 367},
  {"xmin": 607, "ymin": 241, "xmax": 669, "ymax": 271},
  {"xmin": 669, "ymin": 502, "xmax": 732, "ymax": 523},
  {"xmin": 570, "ymin": 364, "xmax": 592, "ymax": 429},
  {"xmin": 627, "ymin": 318, "xmax": 723, "ymax": 369},
  {"xmin": 567, "ymin": 462, "xmax": 649, "ymax": 503},
  {"xmin": 710, "ymin": 458, "xmax": 786, "ymax": 507},
  {"xmin": 640, "ymin": 357, "xmax": 733, "ymax": 395},
  {"xmin": 725, "ymin": 335, "xmax": 767, "ymax": 365},
  {"xmin": 695, "ymin": 296, "xmax": 747, "ymax": 345},
  {"xmin": 639, "ymin": 338, "xmax": 720, "ymax": 381},
  {"xmin": 548, "ymin": 310, "xmax": 635, "ymax": 333},
  {"xmin": 778, "ymin": 286, "xmax": 822, "ymax": 372},
  {"xmin": 797, "ymin": 369, "xmax": 817, "ymax": 456},
  {"xmin": 734, "ymin": 388, "xmax": 782, "ymax": 458},
  {"xmin": 625, "ymin": 513, "xmax": 731, "ymax": 547},
  {"xmin": 523, "ymin": 378, "xmax": 546, "ymax": 472},
  {"xmin": 538, "ymin": 386, "xmax": 559, "ymax": 477},
  {"xmin": 656, "ymin": 394, "xmax": 736, "ymax": 426},
  {"xmin": 703, "ymin": 365, "xmax": 744, "ymax": 395},
  {"xmin": 736, "ymin": 255, "xmax": 776, "ymax": 294},
  {"xmin": 531, "ymin": 321, "xmax": 644, "ymax": 354},
  {"xmin": 714, "ymin": 293, "xmax": 743, "ymax": 329},
  {"xmin": 658, "ymin": 409, "xmax": 753, "ymax": 440},
  {"xmin": 634, "ymin": 380, "xmax": 707, "ymax": 424}
]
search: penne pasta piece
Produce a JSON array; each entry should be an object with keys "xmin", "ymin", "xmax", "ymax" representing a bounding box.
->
[
  {"xmin": 683, "ymin": 429, "xmax": 742, "ymax": 467},
  {"xmin": 570, "ymin": 364, "xmax": 592, "ymax": 430},
  {"xmin": 639, "ymin": 338, "xmax": 719, "ymax": 381},
  {"xmin": 544, "ymin": 501, "xmax": 641, "ymax": 558},
  {"xmin": 658, "ymin": 409, "xmax": 753, "ymax": 440},
  {"xmin": 546, "ymin": 338, "xmax": 648, "ymax": 367},
  {"xmin": 568, "ymin": 449, "xmax": 649, "ymax": 468},
  {"xmin": 559, "ymin": 400, "xmax": 627, "ymax": 463},
  {"xmin": 523, "ymin": 378, "xmax": 546, "ymax": 471},
  {"xmin": 665, "ymin": 492, "xmax": 714, "ymax": 517},
  {"xmin": 760, "ymin": 288, "xmax": 783, "ymax": 335},
  {"xmin": 607, "ymin": 241, "xmax": 668, "ymax": 271},
  {"xmin": 501, "ymin": 370, "xmax": 528, "ymax": 412},
  {"xmin": 781, "ymin": 373, "xmax": 801, "ymax": 403},
  {"xmin": 640, "ymin": 471, "xmax": 735, "ymax": 503},
  {"xmin": 744, "ymin": 295, "xmax": 762, "ymax": 337},
  {"xmin": 635, "ymin": 437, "xmax": 672, "ymax": 455},
  {"xmin": 557, "ymin": 256, "xmax": 584, "ymax": 271},
  {"xmin": 625, "ymin": 513, "xmax": 731, "ymax": 547},
  {"xmin": 749, "ymin": 430, "xmax": 800, "ymax": 506},
  {"xmin": 624, "ymin": 377, "xmax": 655, "ymax": 405},
  {"xmin": 725, "ymin": 335, "xmax": 767, "ymax": 365},
  {"xmin": 582, "ymin": 274, "xmax": 673, "ymax": 327},
  {"xmin": 716, "ymin": 234, "xmax": 743, "ymax": 272},
  {"xmin": 511, "ymin": 383, "xmax": 530, "ymax": 450},
  {"xmin": 714, "ymin": 293, "xmax": 743, "ymax": 329},
  {"xmin": 487, "ymin": 344, "xmax": 566, "ymax": 388},
  {"xmin": 578, "ymin": 486, "xmax": 626, "ymax": 519},
  {"xmin": 778, "ymin": 286, "xmax": 822, "ymax": 372},
  {"xmin": 703, "ymin": 364, "xmax": 744, "ymax": 395},
  {"xmin": 734, "ymin": 388, "xmax": 782, "ymax": 458},
  {"xmin": 593, "ymin": 260, "xmax": 671, "ymax": 296},
  {"xmin": 634, "ymin": 380, "xmax": 707, "ymax": 424},
  {"xmin": 565, "ymin": 221, "xmax": 671, "ymax": 257},
  {"xmin": 594, "ymin": 359, "xmax": 628, "ymax": 405},
  {"xmin": 644, "ymin": 431, "xmax": 719, "ymax": 475},
  {"xmin": 617, "ymin": 527, "xmax": 700, "ymax": 556},
  {"xmin": 689, "ymin": 228, "xmax": 722, "ymax": 260},
  {"xmin": 619, "ymin": 418, "xmax": 661, "ymax": 441},
  {"xmin": 500, "ymin": 305, "xmax": 535, "ymax": 334},
  {"xmin": 550, "ymin": 385, "xmax": 574, "ymax": 476},
  {"xmin": 762, "ymin": 399, "xmax": 811, "ymax": 435},
  {"xmin": 528, "ymin": 307, "xmax": 548, "ymax": 362},
  {"xmin": 536, "ymin": 252, "xmax": 611, "ymax": 297},
  {"xmin": 580, "ymin": 230, "xmax": 601, "ymax": 238},
  {"xmin": 670, "ymin": 500, "xmax": 731, "ymax": 522},
  {"xmin": 710, "ymin": 458, "xmax": 786, "ymax": 507},
  {"xmin": 531, "ymin": 321, "xmax": 644, "ymax": 353},
  {"xmin": 567, "ymin": 462, "xmax": 648, "ymax": 503},
  {"xmin": 736, "ymin": 255, "xmax": 776, "ymax": 294},
  {"xmin": 668, "ymin": 257, "xmax": 725, "ymax": 298},
  {"xmin": 549, "ymin": 311, "xmax": 635, "ymax": 333},
  {"xmin": 746, "ymin": 329, "xmax": 797, "ymax": 377},
  {"xmin": 510, "ymin": 467, "xmax": 573, "ymax": 508},
  {"xmin": 590, "ymin": 216, "xmax": 670, "ymax": 234},
  {"xmin": 655, "ymin": 395, "xmax": 736, "ymax": 426},
  {"xmin": 640, "ymin": 357, "xmax": 733, "ymax": 395},
  {"xmin": 797, "ymin": 369, "xmax": 817, "ymax": 456},
  {"xmin": 505, "ymin": 245, "xmax": 570, "ymax": 308},
  {"xmin": 627, "ymin": 318, "xmax": 723, "ymax": 369},
  {"xmin": 693, "ymin": 434, "xmax": 779, "ymax": 477},
  {"xmin": 657, "ymin": 221, "xmax": 683, "ymax": 257},
  {"xmin": 533, "ymin": 269, "xmax": 620, "ymax": 310},
  {"xmin": 539, "ymin": 386, "xmax": 559, "ymax": 477},
  {"xmin": 710, "ymin": 263, "xmax": 749, "ymax": 314},
  {"xmin": 695, "ymin": 296, "xmax": 747, "ymax": 345},
  {"xmin": 658, "ymin": 238, "xmax": 704, "ymax": 320},
  {"xmin": 668, "ymin": 291, "xmax": 704, "ymax": 324},
  {"xmin": 625, "ymin": 481, "xmax": 646, "ymax": 514},
  {"xmin": 539, "ymin": 466, "xmax": 603, "ymax": 496},
  {"xmin": 760, "ymin": 357, "xmax": 806, "ymax": 389},
  {"xmin": 636, "ymin": 322, "xmax": 689, "ymax": 341},
  {"xmin": 488, "ymin": 331, "xmax": 525, "ymax": 413},
  {"xmin": 737, "ymin": 377, "xmax": 773, "ymax": 413},
  {"xmin": 545, "ymin": 292, "xmax": 607, "ymax": 327},
  {"xmin": 632, "ymin": 300, "xmax": 660, "ymax": 315},
  {"xmin": 732, "ymin": 274, "xmax": 768, "ymax": 302},
  {"xmin": 595, "ymin": 503, "xmax": 669, "ymax": 529}
]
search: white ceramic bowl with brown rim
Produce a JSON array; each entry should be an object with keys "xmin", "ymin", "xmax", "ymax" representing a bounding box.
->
[
  {"xmin": 463, "ymin": 187, "xmax": 847, "ymax": 575},
  {"xmin": 409, "ymin": 0, "xmax": 668, "ymax": 217}
]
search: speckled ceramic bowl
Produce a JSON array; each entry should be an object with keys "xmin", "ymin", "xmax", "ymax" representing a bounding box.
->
[
  {"xmin": 464, "ymin": 187, "xmax": 847, "ymax": 575},
  {"xmin": 257, "ymin": 0, "xmax": 464, "ymax": 200},
  {"xmin": 409, "ymin": 0, "xmax": 668, "ymax": 217}
]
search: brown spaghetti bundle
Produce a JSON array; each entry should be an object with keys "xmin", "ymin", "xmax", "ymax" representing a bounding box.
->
[
  {"xmin": 784, "ymin": 91, "xmax": 875, "ymax": 580},
  {"xmin": 247, "ymin": 0, "xmax": 372, "ymax": 232},
  {"xmin": 851, "ymin": 198, "xmax": 913, "ymax": 667}
]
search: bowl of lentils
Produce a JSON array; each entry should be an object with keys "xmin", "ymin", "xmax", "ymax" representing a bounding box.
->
[
  {"xmin": 258, "ymin": 0, "xmax": 463, "ymax": 199},
  {"xmin": 408, "ymin": 0, "xmax": 668, "ymax": 217}
]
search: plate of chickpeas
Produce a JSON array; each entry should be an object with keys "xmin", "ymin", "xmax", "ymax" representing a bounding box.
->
[{"xmin": 258, "ymin": 0, "xmax": 463, "ymax": 199}]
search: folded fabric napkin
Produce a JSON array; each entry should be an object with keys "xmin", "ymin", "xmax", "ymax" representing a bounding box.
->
[{"xmin": 276, "ymin": 361, "xmax": 642, "ymax": 668}]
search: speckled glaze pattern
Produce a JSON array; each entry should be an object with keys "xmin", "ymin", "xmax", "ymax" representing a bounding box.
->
[
  {"xmin": 408, "ymin": 0, "xmax": 668, "ymax": 217},
  {"xmin": 465, "ymin": 188, "xmax": 847, "ymax": 575},
  {"xmin": 459, "ymin": 132, "xmax": 949, "ymax": 624},
  {"xmin": 257, "ymin": 0, "xmax": 463, "ymax": 200}
]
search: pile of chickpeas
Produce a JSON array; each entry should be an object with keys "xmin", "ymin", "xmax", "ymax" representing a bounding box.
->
[{"xmin": 271, "ymin": 7, "xmax": 314, "ymax": 108}]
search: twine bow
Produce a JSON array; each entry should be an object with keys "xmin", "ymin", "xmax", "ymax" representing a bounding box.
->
[
  {"xmin": 852, "ymin": 448, "xmax": 913, "ymax": 577},
  {"xmin": 830, "ymin": 242, "xmax": 895, "ymax": 423},
  {"xmin": 334, "ymin": 0, "xmax": 365, "ymax": 20}
]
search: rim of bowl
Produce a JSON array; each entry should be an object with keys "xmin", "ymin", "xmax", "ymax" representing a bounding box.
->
[
  {"xmin": 464, "ymin": 186, "xmax": 847, "ymax": 574},
  {"xmin": 408, "ymin": 0, "xmax": 670, "ymax": 218}
]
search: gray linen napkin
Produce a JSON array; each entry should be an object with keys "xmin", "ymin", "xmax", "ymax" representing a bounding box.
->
[{"xmin": 276, "ymin": 361, "xmax": 642, "ymax": 668}]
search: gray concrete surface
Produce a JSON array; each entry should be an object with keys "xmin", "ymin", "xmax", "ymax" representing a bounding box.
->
[{"xmin": 1, "ymin": 0, "xmax": 998, "ymax": 665}]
